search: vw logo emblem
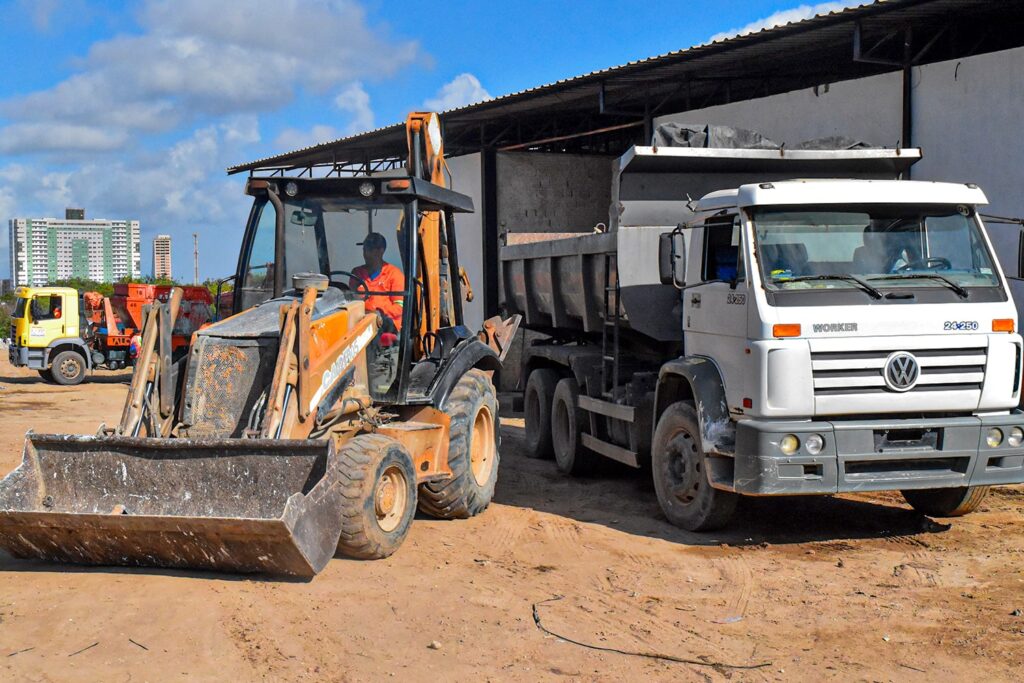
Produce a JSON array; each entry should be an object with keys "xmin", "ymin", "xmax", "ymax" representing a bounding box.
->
[{"xmin": 884, "ymin": 352, "xmax": 920, "ymax": 392}]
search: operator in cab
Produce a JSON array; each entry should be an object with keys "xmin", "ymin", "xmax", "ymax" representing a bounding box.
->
[{"xmin": 351, "ymin": 232, "xmax": 405, "ymax": 332}]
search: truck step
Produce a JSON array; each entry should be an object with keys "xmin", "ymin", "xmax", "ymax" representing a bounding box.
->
[
  {"xmin": 581, "ymin": 433, "xmax": 639, "ymax": 468},
  {"xmin": 578, "ymin": 395, "xmax": 635, "ymax": 423}
]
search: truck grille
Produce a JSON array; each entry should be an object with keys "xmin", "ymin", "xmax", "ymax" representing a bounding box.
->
[{"xmin": 811, "ymin": 346, "xmax": 986, "ymax": 396}]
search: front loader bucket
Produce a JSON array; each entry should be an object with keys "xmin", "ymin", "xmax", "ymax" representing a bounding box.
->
[{"xmin": 0, "ymin": 434, "xmax": 344, "ymax": 579}]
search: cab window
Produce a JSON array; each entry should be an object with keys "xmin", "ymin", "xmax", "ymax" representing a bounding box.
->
[
  {"xmin": 31, "ymin": 295, "xmax": 63, "ymax": 321},
  {"xmin": 702, "ymin": 217, "xmax": 744, "ymax": 283}
]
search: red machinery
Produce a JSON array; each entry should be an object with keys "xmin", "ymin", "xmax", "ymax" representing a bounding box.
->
[{"xmin": 83, "ymin": 284, "xmax": 213, "ymax": 369}]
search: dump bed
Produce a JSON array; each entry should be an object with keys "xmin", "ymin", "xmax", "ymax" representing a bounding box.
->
[{"xmin": 500, "ymin": 145, "xmax": 920, "ymax": 343}]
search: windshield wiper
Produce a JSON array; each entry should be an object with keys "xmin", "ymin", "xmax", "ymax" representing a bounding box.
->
[
  {"xmin": 776, "ymin": 274, "xmax": 883, "ymax": 299},
  {"xmin": 867, "ymin": 273, "xmax": 969, "ymax": 299}
]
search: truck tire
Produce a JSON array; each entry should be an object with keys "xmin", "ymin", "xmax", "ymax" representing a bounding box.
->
[
  {"xmin": 652, "ymin": 401, "xmax": 737, "ymax": 531},
  {"xmin": 419, "ymin": 369, "xmax": 499, "ymax": 519},
  {"xmin": 335, "ymin": 434, "xmax": 417, "ymax": 560},
  {"xmin": 524, "ymin": 368, "xmax": 559, "ymax": 459},
  {"xmin": 551, "ymin": 377, "xmax": 595, "ymax": 475},
  {"xmin": 901, "ymin": 486, "xmax": 989, "ymax": 517},
  {"xmin": 37, "ymin": 369, "xmax": 54, "ymax": 383},
  {"xmin": 50, "ymin": 350, "xmax": 86, "ymax": 386}
]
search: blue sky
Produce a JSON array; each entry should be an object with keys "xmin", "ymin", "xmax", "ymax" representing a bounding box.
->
[{"xmin": 0, "ymin": 0, "xmax": 854, "ymax": 281}]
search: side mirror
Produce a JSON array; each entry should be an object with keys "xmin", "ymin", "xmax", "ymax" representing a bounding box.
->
[
  {"xmin": 659, "ymin": 230, "xmax": 686, "ymax": 288},
  {"xmin": 1018, "ymin": 230, "xmax": 1024, "ymax": 279}
]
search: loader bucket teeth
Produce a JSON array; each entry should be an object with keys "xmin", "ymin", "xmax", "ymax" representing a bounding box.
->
[{"xmin": 0, "ymin": 435, "xmax": 344, "ymax": 579}]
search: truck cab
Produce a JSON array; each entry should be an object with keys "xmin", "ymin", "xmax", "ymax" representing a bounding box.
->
[
  {"xmin": 654, "ymin": 178, "xmax": 1024, "ymax": 526},
  {"xmin": 8, "ymin": 286, "xmax": 92, "ymax": 385}
]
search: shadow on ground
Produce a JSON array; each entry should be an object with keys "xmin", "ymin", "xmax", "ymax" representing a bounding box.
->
[
  {"xmin": 0, "ymin": 373, "xmax": 131, "ymax": 386},
  {"xmin": 496, "ymin": 420, "xmax": 951, "ymax": 548}
]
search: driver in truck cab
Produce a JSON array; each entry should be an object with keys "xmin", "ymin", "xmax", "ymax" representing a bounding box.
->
[{"xmin": 351, "ymin": 232, "xmax": 405, "ymax": 334}]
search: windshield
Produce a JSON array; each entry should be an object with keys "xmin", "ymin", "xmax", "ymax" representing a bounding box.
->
[
  {"xmin": 239, "ymin": 194, "xmax": 411, "ymax": 401},
  {"xmin": 752, "ymin": 205, "xmax": 1000, "ymax": 293}
]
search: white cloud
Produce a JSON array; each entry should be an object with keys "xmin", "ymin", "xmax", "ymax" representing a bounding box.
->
[
  {"xmin": 0, "ymin": 0, "xmax": 421, "ymax": 150},
  {"xmin": 707, "ymin": 2, "xmax": 856, "ymax": 43},
  {"xmin": 334, "ymin": 82, "xmax": 375, "ymax": 134},
  {"xmin": 274, "ymin": 124, "xmax": 341, "ymax": 150},
  {"xmin": 424, "ymin": 73, "xmax": 491, "ymax": 112},
  {"xmin": 0, "ymin": 123, "xmax": 128, "ymax": 154}
]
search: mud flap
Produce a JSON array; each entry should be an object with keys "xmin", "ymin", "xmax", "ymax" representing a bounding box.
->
[{"xmin": 0, "ymin": 434, "xmax": 344, "ymax": 579}]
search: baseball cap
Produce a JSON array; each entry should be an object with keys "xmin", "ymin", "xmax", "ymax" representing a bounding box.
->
[{"xmin": 358, "ymin": 232, "xmax": 387, "ymax": 249}]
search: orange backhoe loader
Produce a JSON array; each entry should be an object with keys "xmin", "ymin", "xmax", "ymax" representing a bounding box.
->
[{"xmin": 0, "ymin": 113, "xmax": 520, "ymax": 578}]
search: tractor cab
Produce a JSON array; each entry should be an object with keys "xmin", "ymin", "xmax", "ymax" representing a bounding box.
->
[{"xmin": 231, "ymin": 175, "xmax": 476, "ymax": 404}]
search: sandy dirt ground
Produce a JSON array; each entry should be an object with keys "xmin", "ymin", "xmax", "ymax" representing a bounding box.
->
[{"xmin": 0, "ymin": 355, "xmax": 1022, "ymax": 682}]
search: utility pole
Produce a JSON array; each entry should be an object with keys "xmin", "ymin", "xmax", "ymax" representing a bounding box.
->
[{"xmin": 193, "ymin": 232, "xmax": 199, "ymax": 285}]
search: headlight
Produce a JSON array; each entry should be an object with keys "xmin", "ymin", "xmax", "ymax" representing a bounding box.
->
[
  {"xmin": 986, "ymin": 427, "xmax": 1003, "ymax": 448},
  {"xmin": 805, "ymin": 433, "xmax": 825, "ymax": 455},
  {"xmin": 780, "ymin": 434, "xmax": 800, "ymax": 455},
  {"xmin": 284, "ymin": 181, "xmax": 298, "ymax": 197},
  {"xmin": 1008, "ymin": 427, "xmax": 1024, "ymax": 448},
  {"xmin": 358, "ymin": 181, "xmax": 375, "ymax": 197}
]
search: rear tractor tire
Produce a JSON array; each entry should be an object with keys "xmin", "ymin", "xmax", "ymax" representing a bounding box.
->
[
  {"xmin": 651, "ymin": 401, "xmax": 737, "ymax": 531},
  {"xmin": 901, "ymin": 486, "xmax": 989, "ymax": 517},
  {"xmin": 551, "ymin": 377, "xmax": 595, "ymax": 476},
  {"xmin": 335, "ymin": 434, "xmax": 417, "ymax": 560},
  {"xmin": 523, "ymin": 368, "xmax": 559, "ymax": 459},
  {"xmin": 50, "ymin": 350, "xmax": 86, "ymax": 386},
  {"xmin": 419, "ymin": 369, "xmax": 500, "ymax": 519}
]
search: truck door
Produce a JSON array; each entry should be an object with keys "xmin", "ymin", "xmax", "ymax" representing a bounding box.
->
[
  {"xmin": 28, "ymin": 293, "xmax": 66, "ymax": 345},
  {"xmin": 683, "ymin": 215, "xmax": 749, "ymax": 410}
]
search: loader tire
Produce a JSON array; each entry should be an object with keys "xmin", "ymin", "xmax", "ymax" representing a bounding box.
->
[
  {"xmin": 524, "ymin": 368, "xmax": 559, "ymax": 459},
  {"xmin": 335, "ymin": 434, "xmax": 417, "ymax": 560},
  {"xmin": 419, "ymin": 369, "xmax": 499, "ymax": 519},
  {"xmin": 50, "ymin": 350, "xmax": 86, "ymax": 386},
  {"xmin": 652, "ymin": 401, "xmax": 737, "ymax": 531},
  {"xmin": 901, "ymin": 486, "xmax": 989, "ymax": 517},
  {"xmin": 551, "ymin": 377, "xmax": 595, "ymax": 476}
]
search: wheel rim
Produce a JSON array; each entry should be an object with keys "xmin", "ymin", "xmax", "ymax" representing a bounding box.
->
[
  {"xmin": 665, "ymin": 431, "xmax": 701, "ymax": 506},
  {"xmin": 374, "ymin": 465, "xmax": 408, "ymax": 533},
  {"xmin": 470, "ymin": 403, "xmax": 496, "ymax": 486},
  {"xmin": 58, "ymin": 356, "xmax": 81, "ymax": 380}
]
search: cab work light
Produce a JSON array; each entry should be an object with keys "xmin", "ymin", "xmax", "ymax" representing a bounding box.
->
[
  {"xmin": 387, "ymin": 179, "xmax": 411, "ymax": 191},
  {"xmin": 993, "ymin": 319, "xmax": 1015, "ymax": 333},
  {"xmin": 773, "ymin": 324, "xmax": 801, "ymax": 338}
]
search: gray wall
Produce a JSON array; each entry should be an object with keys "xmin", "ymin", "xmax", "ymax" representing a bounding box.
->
[
  {"xmin": 446, "ymin": 152, "xmax": 485, "ymax": 330},
  {"xmin": 496, "ymin": 152, "xmax": 613, "ymax": 235},
  {"xmin": 653, "ymin": 46, "xmax": 1024, "ymax": 280}
]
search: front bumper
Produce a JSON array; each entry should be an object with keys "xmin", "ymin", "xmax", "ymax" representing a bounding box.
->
[
  {"xmin": 8, "ymin": 345, "xmax": 47, "ymax": 370},
  {"xmin": 731, "ymin": 413, "xmax": 1024, "ymax": 495}
]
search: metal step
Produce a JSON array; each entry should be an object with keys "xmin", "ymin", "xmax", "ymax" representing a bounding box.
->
[{"xmin": 581, "ymin": 433, "xmax": 639, "ymax": 468}]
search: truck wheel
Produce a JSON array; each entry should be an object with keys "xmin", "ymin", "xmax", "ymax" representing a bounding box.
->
[
  {"xmin": 551, "ymin": 377, "xmax": 595, "ymax": 475},
  {"xmin": 419, "ymin": 369, "xmax": 500, "ymax": 519},
  {"xmin": 37, "ymin": 369, "xmax": 54, "ymax": 383},
  {"xmin": 335, "ymin": 434, "xmax": 417, "ymax": 560},
  {"xmin": 901, "ymin": 486, "xmax": 989, "ymax": 517},
  {"xmin": 50, "ymin": 351, "xmax": 86, "ymax": 386},
  {"xmin": 652, "ymin": 401, "xmax": 737, "ymax": 531},
  {"xmin": 524, "ymin": 368, "xmax": 559, "ymax": 459}
]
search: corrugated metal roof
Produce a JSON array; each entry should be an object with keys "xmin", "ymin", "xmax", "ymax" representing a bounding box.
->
[{"xmin": 229, "ymin": 0, "xmax": 1023, "ymax": 174}]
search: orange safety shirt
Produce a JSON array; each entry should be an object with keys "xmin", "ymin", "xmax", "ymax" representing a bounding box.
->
[{"xmin": 352, "ymin": 262, "xmax": 405, "ymax": 330}]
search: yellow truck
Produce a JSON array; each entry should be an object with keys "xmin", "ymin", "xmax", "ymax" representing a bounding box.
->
[{"xmin": 8, "ymin": 286, "xmax": 92, "ymax": 385}]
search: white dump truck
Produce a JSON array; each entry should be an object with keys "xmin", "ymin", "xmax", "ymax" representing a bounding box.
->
[{"xmin": 500, "ymin": 140, "xmax": 1024, "ymax": 530}]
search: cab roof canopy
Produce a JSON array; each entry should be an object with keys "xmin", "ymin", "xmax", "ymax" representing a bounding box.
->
[{"xmin": 229, "ymin": 0, "xmax": 1024, "ymax": 178}]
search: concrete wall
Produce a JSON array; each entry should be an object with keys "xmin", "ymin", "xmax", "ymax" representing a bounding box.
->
[
  {"xmin": 496, "ymin": 152, "xmax": 613, "ymax": 235},
  {"xmin": 653, "ymin": 46, "xmax": 1024, "ymax": 282},
  {"xmin": 446, "ymin": 153, "xmax": 485, "ymax": 330}
]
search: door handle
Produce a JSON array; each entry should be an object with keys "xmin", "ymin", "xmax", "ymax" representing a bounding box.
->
[{"xmin": 690, "ymin": 293, "xmax": 701, "ymax": 308}]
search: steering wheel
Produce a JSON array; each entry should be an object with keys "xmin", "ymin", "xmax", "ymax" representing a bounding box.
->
[
  {"xmin": 327, "ymin": 269, "xmax": 370, "ymax": 295},
  {"xmin": 895, "ymin": 257, "xmax": 952, "ymax": 272}
]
